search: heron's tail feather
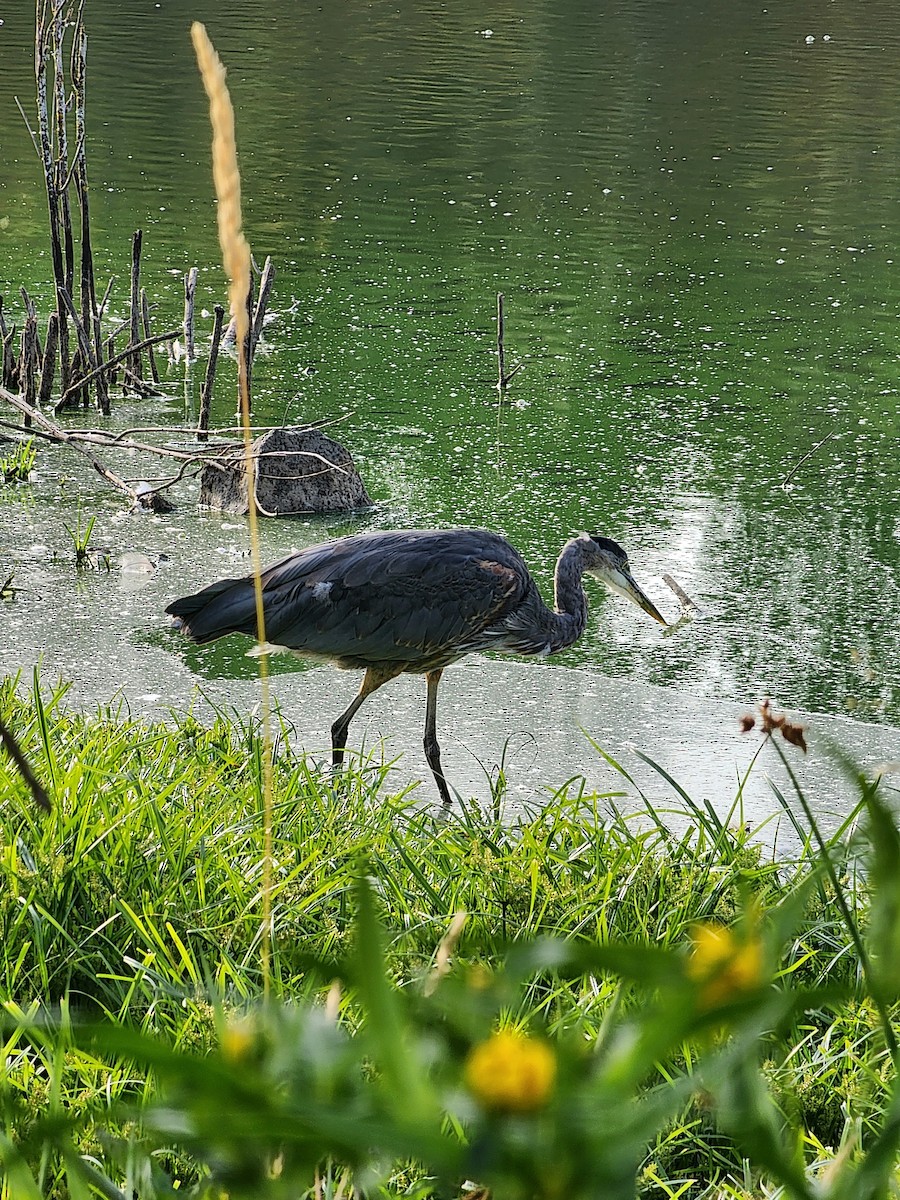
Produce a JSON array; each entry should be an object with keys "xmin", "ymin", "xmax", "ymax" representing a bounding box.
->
[{"xmin": 166, "ymin": 577, "xmax": 260, "ymax": 643}]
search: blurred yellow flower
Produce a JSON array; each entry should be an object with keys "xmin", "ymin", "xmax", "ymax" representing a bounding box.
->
[
  {"xmin": 688, "ymin": 921, "xmax": 764, "ymax": 1008},
  {"xmin": 220, "ymin": 1016, "xmax": 255, "ymax": 1063},
  {"xmin": 464, "ymin": 1029, "xmax": 556, "ymax": 1113}
]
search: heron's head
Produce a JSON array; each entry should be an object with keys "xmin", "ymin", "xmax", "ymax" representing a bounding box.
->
[{"xmin": 580, "ymin": 533, "xmax": 667, "ymax": 625}]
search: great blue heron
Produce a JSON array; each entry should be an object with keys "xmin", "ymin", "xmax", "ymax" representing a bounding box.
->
[{"xmin": 166, "ymin": 528, "xmax": 666, "ymax": 804}]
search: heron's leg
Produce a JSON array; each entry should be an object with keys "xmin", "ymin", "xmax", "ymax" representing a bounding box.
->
[
  {"xmin": 423, "ymin": 668, "xmax": 452, "ymax": 806},
  {"xmin": 331, "ymin": 666, "xmax": 399, "ymax": 770}
]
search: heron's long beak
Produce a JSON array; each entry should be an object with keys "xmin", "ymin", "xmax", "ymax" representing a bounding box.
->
[{"xmin": 602, "ymin": 567, "xmax": 668, "ymax": 627}]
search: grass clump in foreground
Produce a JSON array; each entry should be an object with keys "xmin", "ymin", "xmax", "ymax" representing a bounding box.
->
[{"xmin": 0, "ymin": 675, "xmax": 898, "ymax": 1199}]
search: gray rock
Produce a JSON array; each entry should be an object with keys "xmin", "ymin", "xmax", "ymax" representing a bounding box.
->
[{"xmin": 200, "ymin": 427, "xmax": 372, "ymax": 516}]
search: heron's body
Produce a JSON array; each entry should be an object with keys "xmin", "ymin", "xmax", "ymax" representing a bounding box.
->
[{"xmin": 166, "ymin": 527, "xmax": 665, "ymax": 804}]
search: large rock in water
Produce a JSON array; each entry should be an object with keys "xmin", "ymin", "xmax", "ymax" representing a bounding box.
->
[{"xmin": 200, "ymin": 426, "xmax": 372, "ymax": 516}]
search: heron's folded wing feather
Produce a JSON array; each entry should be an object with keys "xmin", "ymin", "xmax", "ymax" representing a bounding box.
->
[
  {"xmin": 167, "ymin": 530, "xmax": 529, "ymax": 662},
  {"xmin": 262, "ymin": 533, "xmax": 527, "ymax": 663}
]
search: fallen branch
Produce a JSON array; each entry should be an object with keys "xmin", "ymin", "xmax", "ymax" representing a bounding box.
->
[
  {"xmin": 1, "ymin": 385, "xmax": 354, "ymax": 510},
  {"xmin": 0, "ymin": 715, "xmax": 51, "ymax": 814},
  {"xmin": 55, "ymin": 326, "xmax": 178, "ymax": 409},
  {"xmin": 3, "ymin": 381, "xmax": 166, "ymax": 507}
]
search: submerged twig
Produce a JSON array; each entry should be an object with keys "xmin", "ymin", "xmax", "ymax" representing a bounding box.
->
[
  {"xmin": 495, "ymin": 291, "xmax": 524, "ymax": 393},
  {"xmin": 782, "ymin": 430, "xmax": 837, "ymax": 488}
]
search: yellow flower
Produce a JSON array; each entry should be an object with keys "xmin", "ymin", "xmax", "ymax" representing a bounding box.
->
[
  {"xmin": 220, "ymin": 1016, "xmax": 255, "ymax": 1063},
  {"xmin": 464, "ymin": 1029, "xmax": 556, "ymax": 1113},
  {"xmin": 688, "ymin": 921, "xmax": 764, "ymax": 1008}
]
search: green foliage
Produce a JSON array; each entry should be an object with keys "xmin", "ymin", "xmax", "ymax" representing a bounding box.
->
[
  {"xmin": 61, "ymin": 508, "xmax": 107, "ymax": 571},
  {"xmin": 0, "ymin": 437, "xmax": 36, "ymax": 485},
  {"xmin": 2, "ymin": 678, "xmax": 900, "ymax": 1198}
]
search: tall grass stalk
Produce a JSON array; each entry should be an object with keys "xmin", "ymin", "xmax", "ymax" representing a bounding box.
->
[
  {"xmin": 190, "ymin": 23, "xmax": 276, "ymax": 1000},
  {"xmin": 769, "ymin": 736, "xmax": 899, "ymax": 1068}
]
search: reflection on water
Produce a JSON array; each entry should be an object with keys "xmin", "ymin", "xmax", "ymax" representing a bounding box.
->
[{"xmin": 1, "ymin": 0, "xmax": 900, "ymax": 826}]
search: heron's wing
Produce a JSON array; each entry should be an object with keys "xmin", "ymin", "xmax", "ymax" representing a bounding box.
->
[
  {"xmin": 165, "ymin": 530, "xmax": 530, "ymax": 660},
  {"xmin": 259, "ymin": 530, "xmax": 529, "ymax": 665}
]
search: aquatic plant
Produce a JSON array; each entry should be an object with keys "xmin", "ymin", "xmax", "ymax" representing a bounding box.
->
[{"xmin": 0, "ymin": 438, "xmax": 36, "ymax": 485}]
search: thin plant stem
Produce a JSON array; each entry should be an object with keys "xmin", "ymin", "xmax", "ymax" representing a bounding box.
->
[
  {"xmin": 770, "ymin": 735, "xmax": 899, "ymax": 1067},
  {"xmin": 191, "ymin": 21, "xmax": 275, "ymax": 1002}
]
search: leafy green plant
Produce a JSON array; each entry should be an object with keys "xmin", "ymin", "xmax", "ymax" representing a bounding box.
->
[
  {"xmin": 61, "ymin": 508, "xmax": 107, "ymax": 571},
  {"xmin": 0, "ymin": 438, "xmax": 36, "ymax": 484}
]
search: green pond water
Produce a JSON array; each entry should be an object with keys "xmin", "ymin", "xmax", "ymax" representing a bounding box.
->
[{"xmin": 2, "ymin": 0, "xmax": 900, "ymax": 833}]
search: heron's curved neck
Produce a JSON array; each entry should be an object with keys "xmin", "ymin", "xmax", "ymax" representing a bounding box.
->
[{"xmin": 549, "ymin": 538, "xmax": 590, "ymax": 651}]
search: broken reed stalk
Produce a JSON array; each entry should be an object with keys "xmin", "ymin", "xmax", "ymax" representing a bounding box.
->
[
  {"xmin": 127, "ymin": 229, "xmax": 144, "ymax": 385},
  {"xmin": 242, "ymin": 273, "xmax": 255, "ymax": 411},
  {"xmin": 56, "ymin": 326, "xmax": 178, "ymax": 409},
  {"xmin": 251, "ymin": 255, "xmax": 275, "ymax": 357},
  {"xmin": 35, "ymin": 0, "xmax": 71, "ymax": 397},
  {"xmin": 38, "ymin": 313, "xmax": 58, "ymax": 407},
  {"xmin": 0, "ymin": 300, "xmax": 13, "ymax": 392},
  {"xmin": 70, "ymin": 8, "xmax": 108, "ymax": 414},
  {"xmin": 198, "ymin": 302, "xmax": 225, "ymax": 442},
  {"xmin": 496, "ymin": 291, "xmax": 506, "ymax": 392},
  {"xmin": 19, "ymin": 313, "xmax": 39, "ymax": 425},
  {"xmin": 140, "ymin": 289, "xmax": 161, "ymax": 383},
  {"xmin": 98, "ymin": 275, "xmax": 114, "ymax": 320},
  {"xmin": 55, "ymin": 285, "xmax": 100, "ymax": 412},
  {"xmin": 191, "ymin": 19, "xmax": 275, "ymax": 999},
  {"xmin": 20, "ymin": 287, "xmax": 37, "ymax": 325},
  {"xmin": 104, "ymin": 332, "xmax": 117, "ymax": 386},
  {"xmin": 221, "ymin": 256, "xmax": 275, "ymax": 390},
  {"xmin": 50, "ymin": 0, "xmax": 74, "ymax": 301},
  {"xmin": 184, "ymin": 265, "xmax": 199, "ymax": 361},
  {"xmin": 2, "ymin": 321, "xmax": 17, "ymax": 393}
]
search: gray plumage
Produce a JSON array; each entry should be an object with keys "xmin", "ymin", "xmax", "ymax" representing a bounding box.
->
[{"xmin": 166, "ymin": 527, "xmax": 666, "ymax": 804}]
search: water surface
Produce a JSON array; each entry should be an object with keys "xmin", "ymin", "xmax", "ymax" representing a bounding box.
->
[{"xmin": 2, "ymin": 1, "xmax": 900, "ymax": 835}]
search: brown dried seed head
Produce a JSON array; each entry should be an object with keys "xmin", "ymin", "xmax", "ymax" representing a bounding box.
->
[
  {"xmin": 758, "ymin": 699, "xmax": 785, "ymax": 734},
  {"xmin": 780, "ymin": 722, "xmax": 808, "ymax": 754}
]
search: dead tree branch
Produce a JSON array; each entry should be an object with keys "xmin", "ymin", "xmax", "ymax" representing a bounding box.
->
[{"xmin": 0, "ymin": 715, "xmax": 51, "ymax": 814}]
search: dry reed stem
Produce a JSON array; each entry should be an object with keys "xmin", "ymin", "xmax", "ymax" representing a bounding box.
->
[
  {"xmin": 190, "ymin": 23, "xmax": 251, "ymax": 349},
  {"xmin": 424, "ymin": 911, "xmax": 468, "ymax": 996},
  {"xmin": 191, "ymin": 21, "xmax": 275, "ymax": 1000}
]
